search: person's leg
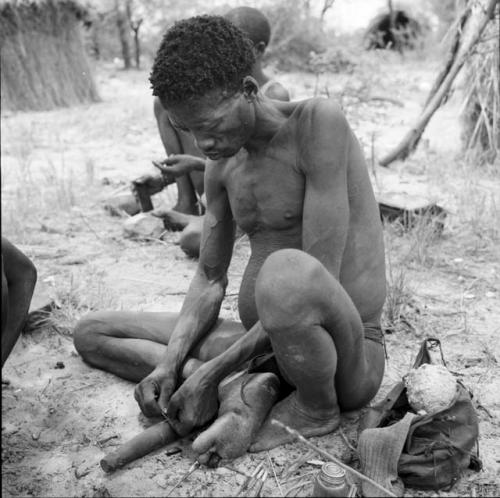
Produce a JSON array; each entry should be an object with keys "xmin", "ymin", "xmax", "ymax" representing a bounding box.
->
[
  {"xmin": 73, "ymin": 311, "xmax": 246, "ymax": 382},
  {"xmin": 154, "ymin": 98, "xmax": 200, "ymax": 216},
  {"xmin": 152, "ymin": 211, "xmax": 203, "ymax": 257},
  {"xmin": 250, "ymin": 248, "xmax": 385, "ymax": 451},
  {"xmin": 179, "ymin": 217, "xmax": 203, "ymax": 258},
  {"xmin": 172, "ymin": 174, "xmax": 199, "ymax": 216}
]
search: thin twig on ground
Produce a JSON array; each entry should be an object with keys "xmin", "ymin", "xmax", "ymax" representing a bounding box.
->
[{"xmin": 267, "ymin": 451, "xmax": 284, "ymax": 497}]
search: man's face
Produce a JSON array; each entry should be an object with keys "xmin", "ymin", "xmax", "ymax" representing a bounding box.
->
[{"xmin": 166, "ymin": 88, "xmax": 255, "ymax": 160}]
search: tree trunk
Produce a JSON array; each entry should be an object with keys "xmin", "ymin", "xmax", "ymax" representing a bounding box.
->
[
  {"xmin": 423, "ymin": 4, "xmax": 472, "ymax": 107},
  {"xmin": 379, "ymin": 0, "xmax": 499, "ymax": 167},
  {"xmin": 115, "ymin": 0, "xmax": 132, "ymax": 69},
  {"xmin": 130, "ymin": 18, "xmax": 143, "ymax": 69},
  {"xmin": 320, "ymin": 0, "xmax": 335, "ymax": 24}
]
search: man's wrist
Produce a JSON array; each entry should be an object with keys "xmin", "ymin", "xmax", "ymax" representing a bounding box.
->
[{"xmin": 194, "ymin": 157, "xmax": 206, "ymax": 171}]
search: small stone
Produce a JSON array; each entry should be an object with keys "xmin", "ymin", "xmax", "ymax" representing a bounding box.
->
[
  {"xmin": 123, "ymin": 213, "xmax": 165, "ymax": 239},
  {"xmin": 103, "ymin": 192, "xmax": 140, "ymax": 217}
]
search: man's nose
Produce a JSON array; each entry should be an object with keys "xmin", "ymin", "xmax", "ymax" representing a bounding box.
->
[{"xmin": 195, "ymin": 136, "xmax": 216, "ymax": 153}]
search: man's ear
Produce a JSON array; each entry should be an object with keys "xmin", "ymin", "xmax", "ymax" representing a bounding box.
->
[
  {"xmin": 242, "ymin": 76, "xmax": 259, "ymax": 101},
  {"xmin": 253, "ymin": 41, "xmax": 266, "ymax": 58}
]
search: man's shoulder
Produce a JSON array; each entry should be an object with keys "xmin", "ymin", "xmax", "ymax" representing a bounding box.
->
[
  {"xmin": 262, "ymin": 80, "xmax": 290, "ymax": 102},
  {"xmin": 296, "ymin": 98, "xmax": 345, "ymax": 124}
]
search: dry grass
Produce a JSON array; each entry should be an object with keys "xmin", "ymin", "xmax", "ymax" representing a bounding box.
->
[{"xmin": 461, "ymin": 18, "xmax": 500, "ymax": 164}]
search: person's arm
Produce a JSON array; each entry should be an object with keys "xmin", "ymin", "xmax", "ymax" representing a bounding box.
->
[
  {"xmin": 1, "ymin": 238, "xmax": 37, "ymax": 367},
  {"xmin": 134, "ymin": 161, "xmax": 235, "ymax": 418},
  {"xmin": 154, "ymin": 97, "xmax": 183, "ymax": 155},
  {"xmin": 300, "ymin": 100, "xmax": 351, "ymax": 278},
  {"xmin": 165, "ymin": 320, "xmax": 271, "ymax": 434},
  {"xmin": 155, "ymin": 154, "xmax": 206, "ymax": 177}
]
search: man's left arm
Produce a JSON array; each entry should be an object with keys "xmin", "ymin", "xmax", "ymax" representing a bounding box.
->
[{"xmin": 301, "ymin": 101, "xmax": 351, "ymax": 277}]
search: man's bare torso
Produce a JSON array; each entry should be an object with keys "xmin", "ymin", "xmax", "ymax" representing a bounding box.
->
[{"xmin": 210, "ymin": 98, "xmax": 386, "ymax": 330}]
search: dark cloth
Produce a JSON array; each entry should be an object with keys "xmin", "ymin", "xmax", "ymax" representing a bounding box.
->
[{"xmin": 363, "ymin": 322, "xmax": 384, "ymax": 345}]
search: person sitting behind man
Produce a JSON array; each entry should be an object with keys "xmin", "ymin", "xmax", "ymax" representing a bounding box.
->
[
  {"xmin": 73, "ymin": 15, "xmax": 386, "ymax": 462},
  {"xmin": 134, "ymin": 7, "xmax": 289, "ymax": 258},
  {"xmin": 2, "ymin": 238, "xmax": 37, "ymax": 367}
]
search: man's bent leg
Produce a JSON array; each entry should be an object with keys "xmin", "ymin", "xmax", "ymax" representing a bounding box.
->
[
  {"xmin": 74, "ymin": 311, "xmax": 246, "ymax": 382},
  {"xmin": 179, "ymin": 217, "xmax": 203, "ymax": 258},
  {"xmin": 250, "ymin": 249, "xmax": 385, "ymax": 451}
]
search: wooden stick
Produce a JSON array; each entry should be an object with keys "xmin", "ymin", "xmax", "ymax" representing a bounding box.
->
[
  {"xmin": 267, "ymin": 451, "xmax": 284, "ymax": 497},
  {"xmin": 165, "ymin": 461, "xmax": 200, "ymax": 497},
  {"xmin": 271, "ymin": 419, "xmax": 398, "ymax": 498},
  {"xmin": 236, "ymin": 461, "xmax": 264, "ymax": 496},
  {"xmin": 253, "ymin": 468, "xmax": 268, "ymax": 497},
  {"xmin": 100, "ymin": 420, "xmax": 178, "ymax": 473},
  {"xmin": 379, "ymin": 0, "xmax": 498, "ymax": 166}
]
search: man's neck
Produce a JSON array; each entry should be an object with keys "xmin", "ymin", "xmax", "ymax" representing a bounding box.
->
[
  {"xmin": 245, "ymin": 97, "xmax": 289, "ymax": 153},
  {"xmin": 251, "ymin": 64, "xmax": 269, "ymax": 88}
]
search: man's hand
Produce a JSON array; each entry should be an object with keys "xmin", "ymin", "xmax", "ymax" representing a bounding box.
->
[
  {"xmin": 131, "ymin": 174, "xmax": 166, "ymax": 196},
  {"xmin": 134, "ymin": 366, "xmax": 177, "ymax": 418},
  {"xmin": 153, "ymin": 155, "xmax": 205, "ymax": 177},
  {"xmin": 165, "ymin": 365, "xmax": 219, "ymax": 436}
]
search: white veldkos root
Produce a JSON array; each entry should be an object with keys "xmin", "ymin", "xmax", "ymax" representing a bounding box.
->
[{"xmin": 404, "ymin": 363, "xmax": 457, "ymax": 415}]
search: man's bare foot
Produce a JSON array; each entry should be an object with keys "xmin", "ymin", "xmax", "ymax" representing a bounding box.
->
[
  {"xmin": 192, "ymin": 372, "xmax": 280, "ymax": 463},
  {"xmin": 152, "ymin": 209, "xmax": 196, "ymax": 231},
  {"xmin": 249, "ymin": 391, "xmax": 340, "ymax": 452}
]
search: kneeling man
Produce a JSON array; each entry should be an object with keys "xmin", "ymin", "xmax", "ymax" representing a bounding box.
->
[{"xmin": 74, "ymin": 15, "xmax": 386, "ymax": 455}]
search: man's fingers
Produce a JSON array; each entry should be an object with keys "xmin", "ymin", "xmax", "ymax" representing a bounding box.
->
[
  {"xmin": 165, "ymin": 394, "xmax": 192, "ymax": 436},
  {"xmin": 197, "ymin": 451, "xmax": 214, "ymax": 466},
  {"xmin": 165, "ymin": 393, "xmax": 180, "ymax": 423},
  {"xmin": 134, "ymin": 381, "xmax": 161, "ymax": 418},
  {"xmin": 163, "ymin": 155, "xmax": 178, "ymax": 165},
  {"xmin": 151, "ymin": 209, "xmax": 168, "ymax": 219},
  {"xmin": 157, "ymin": 384, "xmax": 173, "ymax": 415}
]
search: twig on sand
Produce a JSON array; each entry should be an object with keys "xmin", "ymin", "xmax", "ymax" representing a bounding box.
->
[
  {"xmin": 338, "ymin": 427, "xmax": 358, "ymax": 454},
  {"xmin": 253, "ymin": 468, "xmax": 268, "ymax": 497},
  {"xmin": 165, "ymin": 460, "xmax": 200, "ymax": 497},
  {"xmin": 281, "ymin": 470, "xmax": 316, "ymax": 485},
  {"xmin": 271, "ymin": 419, "xmax": 397, "ymax": 498},
  {"xmin": 267, "ymin": 451, "xmax": 284, "ymax": 497},
  {"xmin": 236, "ymin": 461, "xmax": 265, "ymax": 496},
  {"xmin": 282, "ymin": 450, "xmax": 316, "ymax": 480},
  {"xmin": 284, "ymin": 479, "xmax": 311, "ymax": 497}
]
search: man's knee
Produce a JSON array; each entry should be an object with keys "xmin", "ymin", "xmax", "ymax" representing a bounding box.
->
[
  {"xmin": 24, "ymin": 259, "xmax": 37, "ymax": 290},
  {"xmin": 255, "ymin": 249, "xmax": 323, "ymax": 331},
  {"xmin": 179, "ymin": 228, "xmax": 200, "ymax": 258},
  {"xmin": 73, "ymin": 312, "xmax": 112, "ymax": 361}
]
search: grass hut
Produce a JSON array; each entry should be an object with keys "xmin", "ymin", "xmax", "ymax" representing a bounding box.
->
[
  {"xmin": 461, "ymin": 13, "xmax": 499, "ymax": 164},
  {"xmin": 0, "ymin": 0, "xmax": 100, "ymax": 112}
]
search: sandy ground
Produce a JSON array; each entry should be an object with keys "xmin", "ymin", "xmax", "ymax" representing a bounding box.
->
[{"xmin": 1, "ymin": 52, "xmax": 499, "ymax": 497}]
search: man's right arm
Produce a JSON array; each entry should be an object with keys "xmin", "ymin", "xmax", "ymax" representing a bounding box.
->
[
  {"xmin": 1, "ymin": 238, "xmax": 37, "ymax": 367},
  {"xmin": 134, "ymin": 161, "xmax": 235, "ymax": 417}
]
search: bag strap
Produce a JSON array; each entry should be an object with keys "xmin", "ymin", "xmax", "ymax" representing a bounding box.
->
[{"xmin": 412, "ymin": 337, "xmax": 447, "ymax": 369}]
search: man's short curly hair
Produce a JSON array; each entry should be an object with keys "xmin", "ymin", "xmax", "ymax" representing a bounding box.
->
[{"xmin": 150, "ymin": 15, "xmax": 256, "ymax": 106}]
